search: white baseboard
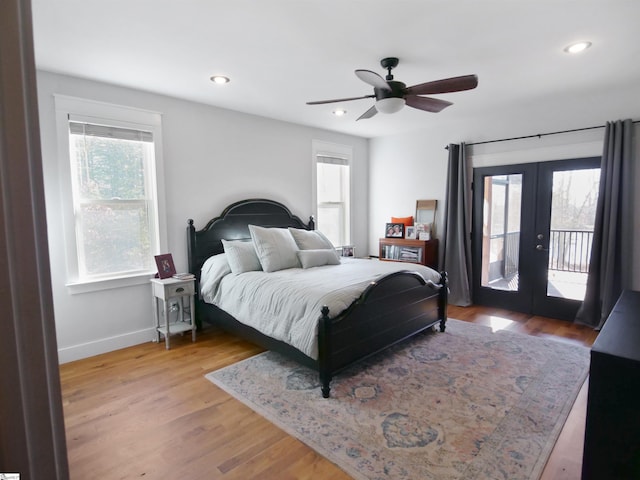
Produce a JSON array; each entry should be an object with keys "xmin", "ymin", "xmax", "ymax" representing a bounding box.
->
[{"xmin": 57, "ymin": 327, "xmax": 156, "ymax": 364}]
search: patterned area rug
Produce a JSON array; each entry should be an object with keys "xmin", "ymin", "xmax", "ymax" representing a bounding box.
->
[{"xmin": 206, "ymin": 319, "xmax": 589, "ymax": 480}]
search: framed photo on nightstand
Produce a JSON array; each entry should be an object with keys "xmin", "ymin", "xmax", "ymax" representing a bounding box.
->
[
  {"xmin": 341, "ymin": 245, "xmax": 355, "ymax": 257},
  {"xmin": 154, "ymin": 253, "xmax": 176, "ymax": 279}
]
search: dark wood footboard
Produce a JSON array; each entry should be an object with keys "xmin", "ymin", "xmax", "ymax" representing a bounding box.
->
[{"xmin": 318, "ymin": 270, "xmax": 448, "ymax": 397}]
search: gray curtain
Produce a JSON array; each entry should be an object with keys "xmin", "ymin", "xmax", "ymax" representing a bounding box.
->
[
  {"xmin": 575, "ymin": 119, "xmax": 634, "ymax": 328},
  {"xmin": 442, "ymin": 143, "xmax": 473, "ymax": 306}
]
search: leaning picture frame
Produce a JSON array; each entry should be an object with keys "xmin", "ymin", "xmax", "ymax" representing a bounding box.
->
[
  {"xmin": 385, "ymin": 223, "xmax": 404, "ymax": 238},
  {"xmin": 154, "ymin": 253, "xmax": 176, "ymax": 279},
  {"xmin": 341, "ymin": 245, "xmax": 355, "ymax": 257},
  {"xmin": 415, "ymin": 222, "xmax": 431, "ymax": 240},
  {"xmin": 405, "ymin": 225, "xmax": 417, "ymax": 239}
]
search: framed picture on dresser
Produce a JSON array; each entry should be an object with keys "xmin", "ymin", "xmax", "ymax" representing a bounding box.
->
[{"xmin": 385, "ymin": 223, "xmax": 404, "ymax": 238}]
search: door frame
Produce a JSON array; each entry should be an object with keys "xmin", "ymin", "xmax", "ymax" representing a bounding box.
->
[
  {"xmin": 472, "ymin": 163, "xmax": 537, "ymax": 314},
  {"xmin": 530, "ymin": 157, "xmax": 601, "ymax": 319},
  {"xmin": 472, "ymin": 157, "xmax": 600, "ymax": 320}
]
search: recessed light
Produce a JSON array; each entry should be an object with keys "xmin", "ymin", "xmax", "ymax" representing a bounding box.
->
[
  {"xmin": 333, "ymin": 109, "xmax": 347, "ymax": 116},
  {"xmin": 210, "ymin": 75, "xmax": 230, "ymax": 84},
  {"xmin": 564, "ymin": 41, "xmax": 592, "ymax": 54}
]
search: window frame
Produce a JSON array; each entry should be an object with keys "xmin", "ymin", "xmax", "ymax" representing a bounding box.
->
[
  {"xmin": 311, "ymin": 140, "xmax": 353, "ymax": 246},
  {"xmin": 54, "ymin": 95, "xmax": 167, "ymax": 294}
]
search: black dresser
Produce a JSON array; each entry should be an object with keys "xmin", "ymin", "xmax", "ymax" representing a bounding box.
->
[{"xmin": 582, "ymin": 290, "xmax": 640, "ymax": 479}]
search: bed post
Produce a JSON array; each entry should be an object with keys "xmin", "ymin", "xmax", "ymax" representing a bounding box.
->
[
  {"xmin": 187, "ymin": 219, "xmax": 197, "ymax": 275},
  {"xmin": 318, "ymin": 305, "xmax": 332, "ymax": 398},
  {"xmin": 308, "ymin": 215, "xmax": 315, "ymax": 230},
  {"xmin": 186, "ymin": 219, "xmax": 202, "ymax": 330},
  {"xmin": 438, "ymin": 271, "xmax": 448, "ymax": 332}
]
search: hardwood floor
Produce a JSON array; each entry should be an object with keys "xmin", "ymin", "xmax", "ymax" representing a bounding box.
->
[{"xmin": 59, "ymin": 305, "xmax": 598, "ymax": 479}]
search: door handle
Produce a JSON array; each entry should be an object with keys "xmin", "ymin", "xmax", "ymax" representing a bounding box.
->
[{"xmin": 535, "ymin": 244, "xmax": 548, "ymax": 252}]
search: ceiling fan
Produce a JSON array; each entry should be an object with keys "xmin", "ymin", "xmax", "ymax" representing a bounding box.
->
[{"xmin": 307, "ymin": 57, "xmax": 478, "ymax": 120}]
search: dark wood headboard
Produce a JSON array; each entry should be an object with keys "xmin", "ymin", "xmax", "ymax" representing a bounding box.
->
[{"xmin": 187, "ymin": 198, "xmax": 314, "ymax": 280}]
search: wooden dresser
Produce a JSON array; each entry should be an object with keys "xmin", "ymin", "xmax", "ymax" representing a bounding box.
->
[{"xmin": 582, "ymin": 290, "xmax": 640, "ymax": 479}]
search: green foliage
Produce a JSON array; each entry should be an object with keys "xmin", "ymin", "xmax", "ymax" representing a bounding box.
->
[{"xmin": 71, "ymin": 134, "xmax": 154, "ymax": 276}]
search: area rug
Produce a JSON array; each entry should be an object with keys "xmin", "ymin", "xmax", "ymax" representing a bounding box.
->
[{"xmin": 206, "ymin": 319, "xmax": 590, "ymax": 480}]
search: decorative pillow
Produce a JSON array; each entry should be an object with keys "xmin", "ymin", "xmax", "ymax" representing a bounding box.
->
[
  {"xmin": 288, "ymin": 227, "xmax": 336, "ymax": 250},
  {"xmin": 391, "ymin": 215, "xmax": 414, "ymax": 227},
  {"xmin": 221, "ymin": 239, "xmax": 262, "ymax": 274},
  {"xmin": 248, "ymin": 225, "xmax": 301, "ymax": 272},
  {"xmin": 297, "ymin": 249, "xmax": 341, "ymax": 269},
  {"xmin": 199, "ymin": 253, "xmax": 232, "ymax": 301}
]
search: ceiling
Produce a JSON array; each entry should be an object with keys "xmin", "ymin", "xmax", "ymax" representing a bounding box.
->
[{"xmin": 31, "ymin": 0, "xmax": 640, "ymax": 139}]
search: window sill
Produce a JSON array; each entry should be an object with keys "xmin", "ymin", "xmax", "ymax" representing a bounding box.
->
[{"xmin": 66, "ymin": 272, "xmax": 156, "ymax": 295}]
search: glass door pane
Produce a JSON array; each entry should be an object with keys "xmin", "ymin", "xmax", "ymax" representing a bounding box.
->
[
  {"xmin": 480, "ymin": 174, "xmax": 522, "ymax": 292},
  {"xmin": 547, "ymin": 168, "xmax": 600, "ymax": 300}
]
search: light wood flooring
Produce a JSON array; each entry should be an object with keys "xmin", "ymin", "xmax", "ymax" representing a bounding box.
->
[{"xmin": 59, "ymin": 305, "xmax": 598, "ymax": 479}]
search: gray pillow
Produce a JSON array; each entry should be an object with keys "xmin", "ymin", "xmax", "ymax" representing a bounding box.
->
[
  {"xmin": 288, "ymin": 227, "xmax": 336, "ymax": 250},
  {"xmin": 249, "ymin": 225, "xmax": 301, "ymax": 272},
  {"xmin": 297, "ymin": 249, "xmax": 341, "ymax": 269},
  {"xmin": 221, "ymin": 239, "xmax": 262, "ymax": 274}
]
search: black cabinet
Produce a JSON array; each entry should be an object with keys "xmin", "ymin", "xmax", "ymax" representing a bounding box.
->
[{"xmin": 582, "ymin": 290, "xmax": 640, "ymax": 479}]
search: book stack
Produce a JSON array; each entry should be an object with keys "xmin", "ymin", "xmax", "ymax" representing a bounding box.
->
[{"xmin": 172, "ymin": 272, "xmax": 195, "ymax": 280}]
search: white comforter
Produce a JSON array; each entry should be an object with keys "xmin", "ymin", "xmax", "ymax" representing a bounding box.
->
[{"xmin": 200, "ymin": 257, "xmax": 441, "ymax": 360}]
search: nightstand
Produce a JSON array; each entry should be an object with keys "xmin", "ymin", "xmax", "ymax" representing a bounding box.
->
[{"xmin": 150, "ymin": 277, "xmax": 196, "ymax": 349}]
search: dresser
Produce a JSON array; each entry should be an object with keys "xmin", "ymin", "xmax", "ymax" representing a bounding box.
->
[
  {"xmin": 582, "ymin": 290, "xmax": 640, "ymax": 479},
  {"xmin": 378, "ymin": 238, "xmax": 438, "ymax": 270}
]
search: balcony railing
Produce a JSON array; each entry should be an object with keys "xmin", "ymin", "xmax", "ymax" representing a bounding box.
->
[
  {"xmin": 548, "ymin": 229, "xmax": 593, "ymax": 273},
  {"xmin": 489, "ymin": 229, "xmax": 593, "ymax": 280}
]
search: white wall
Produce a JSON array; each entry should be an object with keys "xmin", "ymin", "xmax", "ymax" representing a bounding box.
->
[
  {"xmin": 369, "ymin": 100, "xmax": 640, "ymax": 289},
  {"xmin": 37, "ymin": 71, "xmax": 369, "ymax": 363}
]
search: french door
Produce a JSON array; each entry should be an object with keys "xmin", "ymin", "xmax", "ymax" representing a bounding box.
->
[{"xmin": 472, "ymin": 157, "xmax": 600, "ymax": 320}]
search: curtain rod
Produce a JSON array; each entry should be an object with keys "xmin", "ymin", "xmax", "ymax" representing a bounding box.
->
[{"xmin": 444, "ymin": 120, "xmax": 639, "ymax": 150}]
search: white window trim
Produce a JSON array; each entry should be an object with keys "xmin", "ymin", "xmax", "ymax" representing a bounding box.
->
[
  {"xmin": 311, "ymin": 140, "xmax": 353, "ymax": 245},
  {"xmin": 54, "ymin": 95, "xmax": 168, "ymax": 294}
]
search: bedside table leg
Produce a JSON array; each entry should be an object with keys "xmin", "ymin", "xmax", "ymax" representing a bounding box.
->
[
  {"xmin": 152, "ymin": 296, "xmax": 161, "ymax": 343},
  {"xmin": 190, "ymin": 295, "xmax": 196, "ymax": 342},
  {"xmin": 163, "ymin": 299, "xmax": 170, "ymax": 350}
]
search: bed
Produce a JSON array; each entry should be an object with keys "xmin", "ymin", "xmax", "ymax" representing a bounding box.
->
[{"xmin": 187, "ymin": 198, "xmax": 448, "ymax": 397}]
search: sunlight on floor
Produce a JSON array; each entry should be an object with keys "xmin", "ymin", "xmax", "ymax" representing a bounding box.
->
[{"xmin": 488, "ymin": 316, "xmax": 515, "ymax": 332}]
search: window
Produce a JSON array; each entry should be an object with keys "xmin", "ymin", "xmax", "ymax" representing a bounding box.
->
[
  {"xmin": 312, "ymin": 141, "xmax": 352, "ymax": 247},
  {"xmin": 55, "ymin": 96, "xmax": 166, "ymax": 292}
]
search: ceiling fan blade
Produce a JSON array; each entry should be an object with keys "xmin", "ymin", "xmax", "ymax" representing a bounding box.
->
[
  {"xmin": 405, "ymin": 75, "xmax": 478, "ymax": 96},
  {"xmin": 355, "ymin": 70, "xmax": 391, "ymax": 91},
  {"xmin": 306, "ymin": 94, "xmax": 375, "ymax": 105},
  {"xmin": 405, "ymin": 96, "xmax": 453, "ymax": 113},
  {"xmin": 356, "ymin": 105, "xmax": 378, "ymax": 121}
]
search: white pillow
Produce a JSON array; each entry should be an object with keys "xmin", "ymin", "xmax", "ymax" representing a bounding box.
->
[
  {"xmin": 221, "ymin": 239, "xmax": 262, "ymax": 274},
  {"xmin": 249, "ymin": 225, "xmax": 300, "ymax": 272},
  {"xmin": 288, "ymin": 227, "xmax": 336, "ymax": 250},
  {"xmin": 199, "ymin": 253, "xmax": 232, "ymax": 301},
  {"xmin": 297, "ymin": 249, "xmax": 341, "ymax": 269}
]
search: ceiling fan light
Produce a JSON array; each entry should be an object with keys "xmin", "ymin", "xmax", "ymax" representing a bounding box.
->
[
  {"xmin": 564, "ymin": 41, "xmax": 592, "ymax": 54},
  {"xmin": 376, "ymin": 97, "xmax": 405, "ymax": 114},
  {"xmin": 210, "ymin": 75, "xmax": 230, "ymax": 84}
]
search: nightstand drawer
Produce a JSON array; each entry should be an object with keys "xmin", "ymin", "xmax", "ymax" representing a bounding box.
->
[
  {"xmin": 151, "ymin": 278, "xmax": 195, "ymax": 300},
  {"xmin": 165, "ymin": 281, "xmax": 194, "ymax": 298}
]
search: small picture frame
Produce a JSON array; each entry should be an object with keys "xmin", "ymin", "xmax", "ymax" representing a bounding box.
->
[
  {"xmin": 385, "ymin": 223, "xmax": 404, "ymax": 238},
  {"xmin": 405, "ymin": 226, "xmax": 417, "ymax": 239},
  {"xmin": 341, "ymin": 245, "xmax": 355, "ymax": 257},
  {"xmin": 154, "ymin": 253, "xmax": 176, "ymax": 279},
  {"xmin": 415, "ymin": 222, "xmax": 431, "ymax": 241}
]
